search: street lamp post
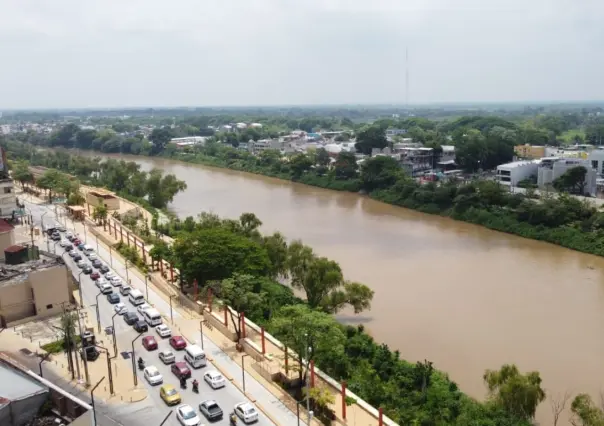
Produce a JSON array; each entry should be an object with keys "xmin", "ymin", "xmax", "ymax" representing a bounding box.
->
[
  {"xmin": 74, "ymin": 305, "xmax": 90, "ymax": 387},
  {"xmin": 145, "ymin": 275, "xmax": 149, "ymax": 300},
  {"xmin": 131, "ymin": 332, "xmax": 144, "ymax": 386},
  {"xmin": 159, "ymin": 410, "xmax": 173, "ymax": 426},
  {"xmin": 242, "ymin": 354, "xmax": 249, "ymax": 393},
  {"xmin": 111, "ymin": 312, "xmax": 119, "ymax": 356},
  {"xmin": 169, "ymin": 295, "xmax": 176, "ymax": 324},
  {"xmin": 109, "ymin": 246, "xmax": 113, "ymax": 267},
  {"xmin": 38, "ymin": 353, "xmax": 50, "ymax": 377},
  {"xmin": 94, "ymin": 345, "xmax": 114, "ymax": 395},
  {"xmin": 94, "ymin": 289, "xmax": 103, "ymax": 333},
  {"xmin": 76, "ymin": 270, "xmax": 84, "ymax": 308},
  {"xmin": 199, "ymin": 320, "xmax": 204, "ymax": 350},
  {"xmin": 41, "ymin": 211, "xmax": 47, "ymax": 232},
  {"xmin": 90, "ymin": 376, "xmax": 105, "ymax": 426},
  {"xmin": 95, "ymin": 234, "xmax": 99, "ymax": 252}
]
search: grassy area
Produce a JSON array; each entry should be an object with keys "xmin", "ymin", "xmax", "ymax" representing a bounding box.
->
[{"xmin": 560, "ymin": 128, "xmax": 585, "ymax": 144}]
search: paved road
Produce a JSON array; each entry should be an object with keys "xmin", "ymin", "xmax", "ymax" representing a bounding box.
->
[{"xmin": 23, "ymin": 199, "xmax": 304, "ymax": 426}]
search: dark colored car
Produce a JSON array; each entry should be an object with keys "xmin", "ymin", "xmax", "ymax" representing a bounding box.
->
[
  {"xmin": 73, "ymin": 253, "xmax": 82, "ymax": 262},
  {"xmin": 171, "ymin": 362, "xmax": 191, "ymax": 380},
  {"xmin": 107, "ymin": 293, "xmax": 120, "ymax": 304},
  {"xmin": 169, "ymin": 336, "xmax": 187, "ymax": 350},
  {"xmin": 199, "ymin": 400, "xmax": 223, "ymax": 421},
  {"xmin": 78, "ymin": 243, "xmax": 86, "ymax": 251},
  {"xmin": 68, "ymin": 250, "xmax": 78, "ymax": 258},
  {"xmin": 83, "ymin": 266, "xmax": 93, "ymax": 274},
  {"xmin": 80, "ymin": 346, "xmax": 100, "ymax": 361},
  {"xmin": 134, "ymin": 321, "xmax": 148, "ymax": 333},
  {"xmin": 65, "ymin": 244, "xmax": 74, "ymax": 251},
  {"xmin": 90, "ymin": 271, "xmax": 100, "ymax": 280},
  {"xmin": 67, "ymin": 234, "xmax": 76, "ymax": 241},
  {"xmin": 91, "ymin": 259, "xmax": 102, "ymax": 268},
  {"xmin": 99, "ymin": 264, "xmax": 110, "ymax": 273},
  {"xmin": 142, "ymin": 336, "xmax": 158, "ymax": 351},
  {"xmin": 51, "ymin": 233, "xmax": 61, "ymax": 241},
  {"xmin": 123, "ymin": 312, "xmax": 139, "ymax": 325}
]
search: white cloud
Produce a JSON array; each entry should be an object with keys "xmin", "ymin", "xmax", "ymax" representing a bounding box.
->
[{"xmin": 0, "ymin": 0, "xmax": 602, "ymax": 108}]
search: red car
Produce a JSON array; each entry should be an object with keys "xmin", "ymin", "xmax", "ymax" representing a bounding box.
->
[
  {"xmin": 90, "ymin": 272, "xmax": 100, "ymax": 280},
  {"xmin": 142, "ymin": 336, "xmax": 158, "ymax": 351},
  {"xmin": 171, "ymin": 362, "xmax": 191, "ymax": 379},
  {"xmin": 73, "ymin": 239, "xmax": 81, "ymax": 246},
  {"xmin": 169, "ymin": 336, "xmax": 187, "ymax": 350}
]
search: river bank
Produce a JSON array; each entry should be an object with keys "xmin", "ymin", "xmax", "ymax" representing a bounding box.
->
[
  {"xmin": 9, "ymin": 142, "xmax": 604, "ymax": 425},
  {"xmin": 147, "ymin": 149, "xmax": 604, "ymax": 260}
]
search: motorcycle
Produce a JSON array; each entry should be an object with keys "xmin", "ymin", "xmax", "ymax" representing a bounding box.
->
[
  {"xmin": 230, "ymin": 412, "xmax": 238, "ymax": 425},
  {"xmin": 137, "ymin": 357, "xmax": 145, "ymax": 371},
  {"xmin": 192, "ymin": 379, "xmax": 199, "ymax": 393}
]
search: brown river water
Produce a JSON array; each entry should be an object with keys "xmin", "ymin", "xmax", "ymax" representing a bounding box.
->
[{"xmin": 89, "ymin": 153, "xmax": 604, "ymax": 424}]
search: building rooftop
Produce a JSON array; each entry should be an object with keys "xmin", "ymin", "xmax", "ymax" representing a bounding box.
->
[
  {"xmin": 0, "ymin": 361, "xmax": 47, "ymax": 401},
  {"xmin": 0, "ymin": 254, "xmax": 63, "ymax": 286},
  {"xmin": 497, "ymin": 160, "xmax": 538, "ymax": 170},
  {"xmin": 0, "ymin": 219, "xmax": 14, "ymax": 233}
]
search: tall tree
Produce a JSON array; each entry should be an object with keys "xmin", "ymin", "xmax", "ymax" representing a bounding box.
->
[
  {"xmin": 334, "ymin": 151, "xmax": 359, "ymax": 180},
  {"xmin": 149, "ymin": 127, "xmax": 174, "ymax": 155},
  {"xmin": 286, "ymin": 241, "xmax": 374, "ymax": 313},
  {"xmin": 553, "ymin": 166, "xmax": 588, "ymax": 195},
  {"xmin": 483, "ymin": 364, "xmax": 546, "ymax": 421},
  {"xmin": 355, "ymin": 126, "xmax": 388, "ymax": 155},
  {"xmin": 12, "ymin": 160, "xmax": 33, "ymax": 187},
  {"xmin": 359, "ymin": 156, "xmax": 404, "ymax": 192},
  {"xmin": 270, "ymin": 304, "xmax": 346, "ymax": 381}
]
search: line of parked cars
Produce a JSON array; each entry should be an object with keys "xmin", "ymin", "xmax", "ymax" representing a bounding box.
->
[{"xmin": 53, "ymin": 225, "xmax": 259, "ymax": 425}]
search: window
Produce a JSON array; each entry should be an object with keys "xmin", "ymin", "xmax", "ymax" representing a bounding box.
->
[{"xmin": 45, "ymin": 304, "xmax": 53, "ymax": 309}]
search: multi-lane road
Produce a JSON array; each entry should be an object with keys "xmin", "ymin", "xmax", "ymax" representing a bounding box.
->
[{"xmin": 23, "ymin": 198, "xmax": 304, "ymax": 426}]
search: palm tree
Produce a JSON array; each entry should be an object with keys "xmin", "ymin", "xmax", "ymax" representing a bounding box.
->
[{"xmin": 92, "ymin": 205, "xmax": 108, "ymax": 230}]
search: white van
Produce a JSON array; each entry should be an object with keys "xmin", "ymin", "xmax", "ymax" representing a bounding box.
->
[
  {"xmin": 83, "ymin": 245, "xmax": 94, "ymax": 255},
  {"xmin": 129, "ymin": 289, "xmax": 145, "ymax": 306},
  {"xmin": 143, "ymin": 308, "xmax": 162, "ymax": 326},
  {"xmin": 184, "ymin": 345, "xmax": 206, "ymax": 368}
]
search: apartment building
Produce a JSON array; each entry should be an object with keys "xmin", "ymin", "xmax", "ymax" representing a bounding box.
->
[
  {"xmin": 495, "ymin": 161, "xmax": 539, "ymax": 186},
  {"xmin": 537, "ymin": 158, "xmax": 597, "ymax": 196}
]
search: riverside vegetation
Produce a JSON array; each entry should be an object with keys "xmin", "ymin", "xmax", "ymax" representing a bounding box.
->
[{"xmin": 4, "ymin": 129, "xmax": 604, "ymax": 424}]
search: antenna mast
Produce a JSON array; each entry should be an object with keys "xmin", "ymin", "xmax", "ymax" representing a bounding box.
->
[{"xmin": 405, "ymin": 48, "xmax": 409, "ymax": 110}]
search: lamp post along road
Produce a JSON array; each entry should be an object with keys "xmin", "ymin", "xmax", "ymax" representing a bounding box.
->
[
  {"xmin": 111, "ymin": 312, "xmax": 119, "ymax": 356},
  {"xmin": 131, "ymin": 332, "xmax": 144, "ymax": 386},
  {"xmin": 242, "ymin": 354, "xmax": 249, "ymax": 393},
  {"xmin": 199, "ymin": 320, "xmax": 204, "ymax": 350},
  {"xmin": 94, "ymin": 289, "xmax": 103, "ymax": 333},
  {"xmin": 90, "ymin": 376, "xmax": 105, "ymax": 426},
  {"xmin": 94, "ymin": 345, "xmax": 114, "ymax": 395}
]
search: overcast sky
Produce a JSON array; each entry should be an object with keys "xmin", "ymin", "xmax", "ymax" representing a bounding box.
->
[{"xmin": 0, "ymin": 0, "xmax": 601, "ymax": 109}]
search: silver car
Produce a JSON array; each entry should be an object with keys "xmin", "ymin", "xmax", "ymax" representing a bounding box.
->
[{"xmin": 158, "ymin": 350, "xmax": 175, "ymax": 364}]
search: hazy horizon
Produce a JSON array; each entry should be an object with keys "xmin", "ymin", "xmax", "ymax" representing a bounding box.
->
[{"xmin": 1, "ymin": 0, "xmax": 601, "ymax": 109}]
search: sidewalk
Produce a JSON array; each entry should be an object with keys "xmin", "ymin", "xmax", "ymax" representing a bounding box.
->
[{"xmin": 0, "ymin": 326, "xmax": 147, "ymax": 404}]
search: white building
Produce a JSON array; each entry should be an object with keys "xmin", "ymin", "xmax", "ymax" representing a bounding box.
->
[
  {"xmin": 587, "ymin": 149, "xmax": 604, "ymax": 176},
  {"xmin": 537, "ymin": 158, "xmax": 597, "ymax": 196},
  {"xmin": 169, "ymin": 136, "xmax": 207, "ymax": 146},
  {"xmin": 495, "ymin": 161, "xmax": 538, "ymax": 186},
  {"xmin": 0, "ymin": 179, "xmax": 16, "ymax": 217},
  {"xmin": 386, "ymin": 128, "xmax": 407, "ymax": 137},
  {"xmin": 250, "ymin": 139, "xmax": 281, "ymax": 153}
]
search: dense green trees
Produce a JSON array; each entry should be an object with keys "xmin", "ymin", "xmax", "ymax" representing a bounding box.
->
[
  {"xmin": 2, "ymin": 141, "xmax": 187, "ymax": 210},
  {"xmin": 553, "ymin": 166, "xmax": 588, "ymax": 194},
  {"xmin": 354, "ymin": 126, "xmax": 388, "ymax": 155}
]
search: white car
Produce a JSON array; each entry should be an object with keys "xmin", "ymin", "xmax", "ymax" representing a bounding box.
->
[
  {"xmin": 59, "ymin": 239, "xmax": 70, "ymax": 247},
  {"xmin": 137, "ymin": 303, "xmax": 152, "ymax": 315},
  {"xmin": 65, "ymin": 232, "xmax": 74, "ymax": 239},
  {"xmin": 100, "ymin": 283, "xmax": 112, "ymax": 294},
  {"xmin": 114, "ymin": 303, "xmax": 127, "ymax": 315},
  {"xmin": 105, "ymin": 271, "xmax": 116, "ymax": 280},
  {"xmin": 234, "ymin": 402, "xmax": 258, "ymax": 424},
  {"xmin": 143, "ymin": 365, "xmax": 163, "ymax": 386},
  {"xmin": 119, "ymin": 285, "xmax": 131, "ymax": 296},
  {"xmin": 158, "ymin": 350, "xmax": 175, "ymax": 364},
  {"xmin": 110, "ymin": 277, "xmax": 123, "ymax": 287},
  {"xmin": 176, "ymin": 404, "xmax": 201, "ymax": 426},
  {"xmin": 96, "ymin": 277, "xmax": 108, "ymax": 288},
  {"xmin": 155, "ymin": 324, "xmax": 171, "ymax": 338},
  {"xmin": 88, "ymin": 253, "xmax": 98, "ymax": 261},
  {"xmin": 203, "ymin": 370, "xmax": 226, "ymax": 389}
]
